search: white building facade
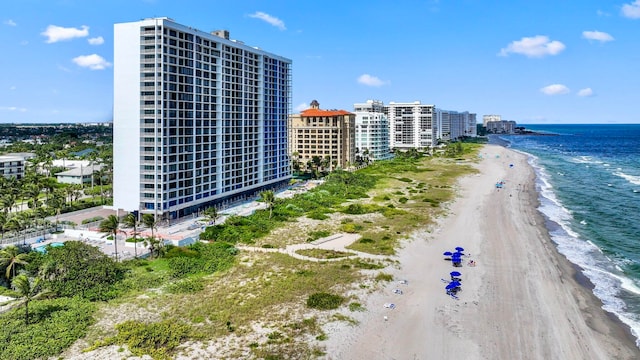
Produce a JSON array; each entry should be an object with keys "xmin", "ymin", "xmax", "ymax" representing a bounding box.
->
[
  {"xmin": 113, "ymin": 18, "xmax": 292, "ymax": 220},
  {"xmin": 353, "ymin": 100, "xmax": 392, "ymax": 161},
  {"xmin": 435, "ymin": 110, "xmax": 478, "ymax": 141},
  {"xmin": 384, "ymin": 101, "xmax": 436, "ymax": 150}
]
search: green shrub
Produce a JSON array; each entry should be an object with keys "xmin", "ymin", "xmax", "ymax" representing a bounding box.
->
[
  {"xmin": 348, "ymin": 302, "xmax": 365, "ymax": 312},
  {"xmin": 398, "ymin": 197, "xmax": 408, "ymax": 204},
  {"xmin": 168, "ymin": 256, "xmax": 205, "ymax": 278},
  {"xmin": 359, "ymin": 238, "xmax": 374, "ymax": 244},
  {"xmin": 306, "ymin": 292, "xmax": 344, "ymax": 310},
  {"xmin": 98, "ymin": 320, "xmax": 191, "ymax": 359},
  {"xmin": 0, "ymin": 297, "xmax": 95, "ymax": 360},
  {"xmin": 354, "ymin": 261, "xmax": 385, "ymax": 270},
  {"xmin": 398, "ymin": 177, "xmax": 413, "ymax": 183},
  {"xmin": 166, "ymin": 278, "xmax": 205, "ymax": 294},
  {"xmin": 341, "ymin": 223, "xmax": 363, "ymax": 233},
  {"xmin": 307, "ymin": 230, "xmax": 331, "ymax": 241},
  {"xmin": 375, "ymin": 273, "xmax": 393, "ymax": 282}
]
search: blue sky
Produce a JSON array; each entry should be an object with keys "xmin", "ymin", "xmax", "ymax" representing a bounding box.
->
[{"xmin": 1, "ymin": 0, "xmax": 639, "ymax": 124}]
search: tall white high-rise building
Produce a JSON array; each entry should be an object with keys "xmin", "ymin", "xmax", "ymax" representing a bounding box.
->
[
  {"xmin": 353, "ymin": 100, "xmax": 392, "ymax": 161},
  {"xmin": 384, "ymin": 101, "xmax": 436, "ymax": 150},
  {"xmin": 113, "ymin": 18, "xmax": 292, "ymax": 220}
]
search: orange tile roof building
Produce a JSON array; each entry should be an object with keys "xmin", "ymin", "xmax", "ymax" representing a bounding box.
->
[{"xmin": 288, "ymin": 100, "xmax": 356, "ymax": 171}]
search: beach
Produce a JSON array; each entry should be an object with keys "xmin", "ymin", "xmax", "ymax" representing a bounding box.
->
[{"xmin": 323, "ymin": 144, "xmax": 640, "ymax": 359}]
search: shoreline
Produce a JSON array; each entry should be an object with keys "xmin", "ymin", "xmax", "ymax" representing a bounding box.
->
[
  {"xmin": 322, "ymin": 144, "xmax": 640, "ymax": 359},
  {"xmin": 495, "ymin": 135, "xmax": 640, "ymax": 349}
]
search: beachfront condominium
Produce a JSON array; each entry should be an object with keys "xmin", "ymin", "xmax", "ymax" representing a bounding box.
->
[
  {"xmin": 353, "ymin": 100, "xmax": 392, "ymax": 161},
  {"xmin": 288, "ymin": 100, "xmax": 355, "ymax": 171},
  {"xmin": 435, "ymin": 109, "xmax": 478, "ymax": 141},
  {"xmin": 384, "ymin": 101, "xmax": 436, "ymax": 150},
  {"xmin": 113, "ymin": 18, "xmax": 292, "ymax": 220}
]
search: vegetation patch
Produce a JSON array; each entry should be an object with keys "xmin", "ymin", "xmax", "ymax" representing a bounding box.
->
[
  {"xmin": 306, "ymin": 292, "xmax": 345, "ymax": 310},
  {"xmin": 0, "ymin": 297, "xmax": 95, "ymax": 360},
  {"xmin": 92, "ymin": 320, "xmax": 191, "ymax": 360}
]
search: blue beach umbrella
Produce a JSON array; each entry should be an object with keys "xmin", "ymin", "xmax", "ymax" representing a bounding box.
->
[
  {"xmin": 455, "ymin": 247, "xmax": 464, "ymax": 252},
  {"xmin": 450, "ymin": 271, "xmax": 461, "ymax": 277},
  {"xmin": 443, "ymin": 251, "xmax": 453, "ymax": 256},
  {"xmin": 445, "ymin": 281, "xmax": 461, "ymax": 289}
]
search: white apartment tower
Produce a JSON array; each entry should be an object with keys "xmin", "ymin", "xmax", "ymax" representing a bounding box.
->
[
  {"xmin": 113, "ymin": 18, "xmax": 292, "ymax": 220},
  {"xmin": 384, "ymin": 101, "xmax": 436, "ymax": 150},
  {"xmin": 353, "ymin": 100, "xmax": 392, "ymax": 161},
  {"xmin": 435, "ymin": 110, "xmax": 478, "ymax": 141}
]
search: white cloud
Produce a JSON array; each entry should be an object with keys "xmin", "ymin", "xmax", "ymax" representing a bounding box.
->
[
  {"xmin": 621, "ymin": 0, "xmax": 640, "ymax": 18},
  {"xmin": 0, "ymin": 106, "xmax": 27, "ymax": 112},
  {"xmin": 88, "ymin": 36, "xmax": 104, "ymax": 45},
  {"xmin": 597, "ymin": 9, "xmax": 611, "ymax": 17},
  {"xmin": 357, "ymin": 74, "xmax": 387, "ymax": 87},
  {"xmin": 41, "ymin": 25, "xmax": 89, "ymax": 43},
  {"xmin": 577, "ymin": 88, "xmax": 594, "ymax": 97},
  {"xmin": 295, "ymin": 103, "xmax": 308, "ymax": 112},
  {"xmin": 499, "ymin": 35, "xmax": 565, "ymax": 58},
  {"xmin": 582, "ymin": 30, "xmax": 614, "ymax": 42},
  {"xmin": 9, "ymin": 86, "xmax": 16, "ymax": 90},
  {"xmin": 4, "ymin": 19, "xmax": 17, "ymax": 26},
  {"xmin": 72, "ymin": 54, "xmax": 111, "ymax": 70},
  {"xmin": 20, "ymin": 40, "xmax": 28, "ymax": 46},
  {"xmin": 249, "ymin": 12, "xmax": 286, "ymax": 30},
  {"xmin": 540, "ymin": 84, "xmax": 570, "ymax": 95}
]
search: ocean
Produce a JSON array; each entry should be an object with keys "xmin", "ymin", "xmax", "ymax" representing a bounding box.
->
[{"xmin": 498, "ymin": 124, "xmax": 640, "ymax": 346}]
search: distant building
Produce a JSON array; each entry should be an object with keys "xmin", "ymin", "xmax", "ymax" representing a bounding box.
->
[
  {"xmin": 384, "ymin": 101, "xmax": 436, "ymax": 150},
  {"xmin": 483, "ymin": 114, "xmax": 501, "ymax": 127},
  {"xmin": 435, "ymin": 110, "xmax": 478, "ymax": 141},
  {"xmin": 353, "ymin": 100, "xmax": 392, "ymax": 161},
  {"xmin": 288, "ymin": 100, "xmax": 356, "ymax": 171},
  {"xmin": 56, "ymin": 164, "xmax": 103, "ymax": 185},
  {"xmin": 0, "ymin": 152, "xmax": 35, "ymax": 179},
  {"xmin": 0, "ymin": 155, "xmax": 26, "ymax": 179},
  {"xmin": 113, "ymin": 17, "xmax": 292, "ymax": 220},
  {"xmin": 486, "ymin": 120, "xmax": 517, "ymax": 134}
]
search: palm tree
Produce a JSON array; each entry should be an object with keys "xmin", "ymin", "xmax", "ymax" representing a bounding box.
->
[
  {"xmin": 203, "ymin": 207, "xmax": 220, "ymax": 225},
  {"xmin": 12, "ymin": 274, "xmax": 44, "ymax": 324},
  {"xmin": 142, "ymin": 214, "xmax": 157, "ymax": 240},
  {"xmin": 122, "ymin": 213, "xmax": 140, "ymax": 258},
  {"xmin": 0, "ymin": 245, "xmax": 29, "ymax": 280},
  {"xmin": 259, "ymin": 190, "xmax": 276, "ymax": 219},
  {"xmin": 142, "ymin": 214, "xmax": 158, "ymax": 257},
  {"xmin": 99, "ymin": 214, "xmax": 121, "ymax": 261}
]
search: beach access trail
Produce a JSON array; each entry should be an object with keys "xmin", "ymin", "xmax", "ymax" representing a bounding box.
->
[{"xmin": 324, "ymin": 144, "xmax": 639, "ymax": 359}]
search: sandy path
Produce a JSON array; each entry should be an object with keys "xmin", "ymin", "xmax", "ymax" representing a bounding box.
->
[{"xmin": 323, "ymin": 144, "xmax": 639, "ymax": 359}]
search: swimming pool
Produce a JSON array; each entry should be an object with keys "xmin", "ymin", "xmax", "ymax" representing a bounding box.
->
[{"xmin": 34, "ymin": 242, "xmax": 64, "ymax": 254}]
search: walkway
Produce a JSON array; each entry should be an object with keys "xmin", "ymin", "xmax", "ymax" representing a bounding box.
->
[{"xmin": 237, "ymin": 233, "xmax": 388, "ymax": 262}]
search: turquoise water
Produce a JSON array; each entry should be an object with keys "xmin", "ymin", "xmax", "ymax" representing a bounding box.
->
[
  {"xmin": 34, "ymin": 242, "xmax": 65, "ymax": 254},
  {"xmin": 500, "ymin": 124, "xmax": 640, "ymax": 346}
]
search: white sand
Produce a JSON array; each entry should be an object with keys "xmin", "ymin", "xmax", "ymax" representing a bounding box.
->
[{"xmin": 323, "ymin": 144, "xmax": 639, "ymax": 359}]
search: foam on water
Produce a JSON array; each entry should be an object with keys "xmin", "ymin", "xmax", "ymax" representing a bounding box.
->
[
  {"xmin": 613, "ymin": 171, "xmax": 640, "ymax": 186},
  {"xmin": 527, "ymin": 152, "xmax": 640, "ymax": 346}
]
